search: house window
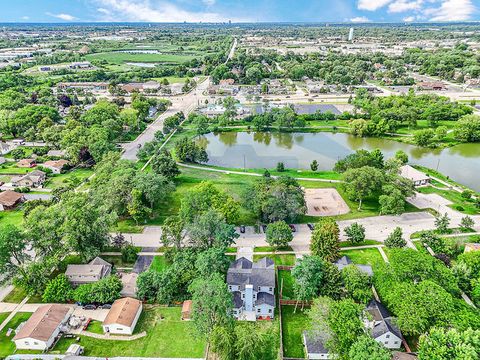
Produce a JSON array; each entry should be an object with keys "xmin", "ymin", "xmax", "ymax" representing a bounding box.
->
[
  {"xmin": 394, "ymin": 341, "xmax": 399, "ymax": 344},
  {"xmin": 269, "ymin": 287, "xmax": 272, "ymax": 291},
  {"xmin": 242, "ymin": 294, "xmax": 244, "ymax": 299},
  {"xmin": 268, "ymin": 309, "xmax": 272, "ymax": 313},
  {"xmin": 257, "ymin": 309, "xmax": 261, "ymax": 312},
  {"xmin": 258, "ymin": 286, "xmax": 261, "ymax": 291},
  {"xmin": 384, "ymin": 341, "xmax": 388, "ymax": 345},
  {"xmin": 386, "ymin": 334, "xmax": 390, "ymax": 338},
  {"xmin": 228, "ymin": 286, "xmax": 232, "ymax": 290},
  {"xmin": 34, "ymin": 342, "xmax": 38, "ymax": 345}
]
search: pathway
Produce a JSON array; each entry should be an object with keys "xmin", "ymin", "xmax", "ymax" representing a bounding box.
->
[{"xmin": 0, "ymin": 296, "xmax": 29, "ymax": 331}]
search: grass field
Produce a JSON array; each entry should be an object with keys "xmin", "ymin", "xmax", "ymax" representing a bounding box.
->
[
  {"xmin": 150, "ymin": 256, "xmax": 170, "ymax": 272},
  {"xmin": 101, "ymin": 255, "xmax": 136, "ymax": 268},
  {"xmin": 253, "ymin": 254, "xmax": 296, "ymax": 266},
  {"xmin": 53, "ymin": 306, "xmax": 206, "ymax": 358},
  {"xmin": 86, "ymin": 320, "xmax": 104, "ymax": 334},
  {"xmin": 340, "ymin": 248, "xmax": 385, "ymax": 267},
  {"xmin": 278, "ymin": 270, "xmax": 295, "ymax": 300},
  {"xmin": 86, "ymin": 52, "xmax": 197, "ymax": 65},
  {"xmin": 0, "ymin": 209, "xmax": 24, "ymax": 229},
  {"xmin": 45, "ymin": 168, "xmax": 94, "ymax": 189},
  {"xmin": 417, "ymin": 185, "xmax": 479, "ymax": 215},
  {"xmin": 0, "ymin": 313, "xmax": 35, "ymax": 357},
  {"xmin": 281, "ymin": 306, "xmax": 309, "ymax": 359}
]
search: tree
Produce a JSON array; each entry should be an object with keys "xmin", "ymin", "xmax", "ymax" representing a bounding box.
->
[
  {"xmin": 265, "ymin": 221, "xmax": 293, "ymax": 249},
  {"xmin": 461, "ymin": 190, "xmax": 473, "ymax": 200},
  {"xmin": 384, "ymin": 227, "xmax": 406, "ymax": 248},
  {"xmin": 311, "ymin": 218, "xmax": 340, "ymax": 262},
  {"xmin": 379, "ymin": 186, "xmax": 407, "ymax": 215},
  {"xmin": 343, "ymin": 166, "xmax": 384, "ymax": 210},
  {"xmin": 42, "ymin": 275, "xmax": 73, "ymax": 303},
  {"xmin": 454, "ymin": 114, "xmax": 480, "ymax": 142},
  {"xmin": 435, "ymin": 212, "xmax": 451, "ymax": 233},
  {"xmin": 186, "ymin": 209, "xmax": 239, "ymax": 249},
  {"xmin": 234, "ymin": 323, "xmax": 268, "ymax": 360},
  {"xmin": 460, "ymin": 216, "xmax": 475, "ymax": 231},
  {"xmin": 189, "ymin": 273, "xmax": 233, "ymax": 337},
  {"xmin": 160, "ymin": 216, "xmax": 185, "ymax": 249},
  {"xmin": 349, "ymin": 336, "xmax": 391, "ymax": 360},
  {"xmin": 276, "ymin": 162, "xmax": 285, "ymax": 172},
  {"xmin": 418, "ymin": 327, "xmax": 480, "ymax": 360},
  {"xmin": 121, "ymin": 244, "xmax": 139, "ymax": 263},
  {"xmin": 151, "ymin": 149, "xmax": 180, "ymax": 180},
  {"xmin": 245, "ymin": 176, "xmax": 306, "ymax": 223},
  {"xmin": 73, "ymin": 275, "xmax": 122, "ymax": 304},
  {"xmin": 420, "ymin": 232, "xmax": 446, "ymax": 254},
  {"xmin": 135, "ymin": 172, "xmax": 174, "ymax": 209},
  {"xmin": 344, "ymin": 223, "xmax": 365, "ymax": 244},
  {"xmin": 310, "ymin": 160, "xmax": 319, "ymax": 172},
  {"xmin": 175, "ymin": 137, "xmax": 208, "ymax": 163},
  {"xmin": 0, "ymin": 225, "xmax": 32, "ymax": 289},
  {"xmin": 111, "ymin": 233, "xmax": 126, "ymax": 248},
  {"xmin": 137, "ymin": 270, "xmax": 163, "ymax": 301},
  {"xmin": 291, "ymin": 255, "xmax": 324, "ymax": 301},
  {"xmin": 394, "ymin": 150, "xmax": 409, "ymax": 164},
  {"xmin": 414, "ymin": 129, "xmax": 436, "ymax": 147},
  {"xmin": 210, "ymin": 325, "xmax": 236, "ymax": 360},
  {"xmin": 195, "ymin": 247, "xmax": 231, "ymax": 277},
  {"xmin": 10, "ymin": 147, "xmax": 26, "ymax": 160},
  {"xmin": 127, "ymin": 188, "xmax": 151, "ymax": 224},
  {"xmin": 341, "ymin": 265, "xmax": 372, "ymax": 304}
]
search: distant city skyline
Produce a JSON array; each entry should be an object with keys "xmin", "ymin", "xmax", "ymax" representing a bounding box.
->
[{"xmin": 0, "ymin": 0, "xmax": 479, "ymax": 24}]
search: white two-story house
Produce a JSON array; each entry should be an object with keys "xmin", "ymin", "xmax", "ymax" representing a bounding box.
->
[
  {"xmin": 364, "ymin": 299, "xmax": 403, "ymax": 349},
  {"xmin": 227, "ymin": 257, "xmax": 275, "ymax": 321}
]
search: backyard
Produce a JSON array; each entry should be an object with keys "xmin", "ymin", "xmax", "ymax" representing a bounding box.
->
[
  {"xmin": 0, "ymin": 312, "xmax": 34, "ymax": 357},
  {"xmin": 52, "ymin": 306, "xmax": 207, "ymax": 358},
  {"xmin": 281, "ymin": 305, "xmax": 309, "ymax": 359}
]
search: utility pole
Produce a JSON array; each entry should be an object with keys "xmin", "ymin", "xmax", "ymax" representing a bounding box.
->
[{"xmin": 436, "ymin": 158, "xmax": 440, "ymax": 172}]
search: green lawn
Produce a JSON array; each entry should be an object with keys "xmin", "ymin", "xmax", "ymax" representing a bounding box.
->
[
  {"xmin": 281, "ymin": 306, "xmax": 309, "ymax": 359},
  {"xmin": 0, "ymin": 163, "xmax": 32, "ymax": 175},
  {"xmin": 340, "ymin": 239, "xmax": 382, "ymax": 248},
  {"xmin": 278, "ymin": 270, "xmax": 295, "ymax": 300},
  {"xmin": 150, "ymin": 256, "xmax": 170, "ymax": 272},
  {"xmin": 86, "ymin": 52, "xmax": 197, "ymax": 65},
  {"xmin": 416, "ymin": 186, "xmax": 479, "ymax": 215},
  {"xmin": 340, "ymin": 248, "xmax": 385, "ymax": 267},
  {"xmin": 254, "ymin": 254, "xmax": 296, "ymax": 266},
  {"xmin": 44, "ymin": 168, "xmax": 94, "ymax": 189},
  {"xmin": 86, "ymin": 320, "xmax": 104, "ymax": 334},
  {"xmin": 53, "ymin": 306, "xmax": 206, "ymax": 358},
  {"xmin": 101, "ymin": 255, "xmax": 136, "ymax": 268},
  {"xmin": 2, "ymin": 287, "xmax": 43, "ymax": 304},
  {"xmin": 0, "ymin": 209, "xmax": 24, "ymax": 229},
  {"xmin": 0, "ymin": 312, "xmax": 34, "ymax": 357},
  {"xmin": 254, "ymin": 245, "xmax": 294, "ymax": 252}
]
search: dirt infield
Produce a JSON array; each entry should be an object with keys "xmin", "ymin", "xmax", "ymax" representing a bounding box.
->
[{"xmin": 304, "ymin": 188, "xmax": 350, "ymax": 216}]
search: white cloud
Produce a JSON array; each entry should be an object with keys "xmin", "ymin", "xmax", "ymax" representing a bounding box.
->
[
  {"xmin": 357, "ymin": 0, "xmax": 392, "ymax": 11},
  {"xmin": 46, "ymin": 12, "xmax": 77, "ymax": 21},
  {"xmin": 93, "ymin": 0, "xmax": 245, "ymax": 22},
  {"xmin": 21, "ymin": 16, "xmax": 30, "ymax": 20},
  {"xmin": 388, "ymin": 1, "xmax": 423, "ymax": 13},
  {"xmin": 426, "ymin": 0, "xmax": 476, "ymax": 21},
  {"xmin": 350, "ymin": 16, "xmax": 371, "ymax": 22},
  {"xmin": 403, "ymin": 15, "xmax": 416, "ymax": 21},
  {"xmin": 202, "ymin": 0, "xmax": 216, "ymax": 5},
  {"xmin": 97, "ymin": 8, "xmax": 111, "ymax": 15}
]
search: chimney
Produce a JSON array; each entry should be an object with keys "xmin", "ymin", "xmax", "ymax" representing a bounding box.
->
[{"xmin": 244, "ymin": 284, "xmax": 254, "ymax": 311}]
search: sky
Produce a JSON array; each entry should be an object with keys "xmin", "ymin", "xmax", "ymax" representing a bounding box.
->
[{"xmin": 0, "ymin": 0, "xmax": 479, "ymax": 23}]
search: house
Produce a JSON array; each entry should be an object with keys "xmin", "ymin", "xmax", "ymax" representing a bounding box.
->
[
  {"xmin": 57, "ymin": 82, "xmax": 108, "ymax": 91},
  {"xmin": 227, "ymin": 257, "xmax": 275, "ymax": 321},
  {"xmin": 464, "ymin": 243, "xmax": 480, "ymax": 253},
  {"xmin": 399, "ymin": 165, "xmax": 430, "ymax": 186},
  {"xmin": 303, "ymin": 330, "xmax": 332, "ymax": 359},
  {"xmin": 143, "ymin": 80, "xmax": 161, "ymax": 91},
  {"xmin": 416, "ymin": 81, "xmax": 446, "ymax": 91},
  {"xmin": 16, "ymin": 158, "xmax": 36, "ymax": 168},
  {"xmin": 0, "ymin": 190, "xmax": 25, "ymax": 211},
  {"xmin": 69, "ymin": 61, "xmax": 93, "ymax": 70},
  {"xmin": 42, "ymin": 159, "xmax": 70, "ymax": 174},
  {"xmin": 334, "ymin": 256, "xmax": 373, "ymax": 276},
  {"xmin": 47, "ymin": 149, "xmax": 67, "ymax": 158},
  {"xmin": 219, "ymin": 78, "xmax": 235, "ymax": 86},
  {"xmin": 102, "ymin": 297, "xmax": 143, "ymax": 335},
  {"xmin": 13, "ymin": 304, "xmax": 71, "ymax": 350},
  {"xmin": 364, "ymin": 299, "xmax": 403, "ymax": 349},
  {"xmin": 182, "ymin": 300, "xmax": 193, "ymax": 320},
  {"xmin": 65, "ymin": 257, "xmax": 112, "ymax": 286},
  {"xmin": 12, "ymin": 170, "xmax": 47, "ymax": 188}
]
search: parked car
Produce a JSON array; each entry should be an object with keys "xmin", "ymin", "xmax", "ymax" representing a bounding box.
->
[
  {"xmin": 239, "ymin": 225, "xmax": 246, "ymax": 234},
  {"xmin": 82, "ymin": 304, "xmax": 97, "ymax": 310},
  {"xmin": 289, "ymin": 224, "xmax": 296, "ymax": 232},
  {"xmin": 100, "ymin": 304, "xmax": 112, "ymax": 309},
  {"xmin": 261, "ymin": 224, "xmax": 267, "ymax": 233},
  {"xmin": 307, "ymin": 223, "xmax": 315, "ymax": 231}
]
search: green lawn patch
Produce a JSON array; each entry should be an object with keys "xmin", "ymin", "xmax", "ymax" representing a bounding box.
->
[
  {"xmin": 254, "ymin": 245, "xmax": 294, "ymax": 252},
  {"xmin": 86, "ymin": 52, "xmax": 196, "ymax": 65},
  {"xmin": 101, "ymin": 255, "xmax": 136, "ymax": 268},
  {"xmin": 340, "ymin": 240, "xmax": 382, "ymax": 248},
  {"xmin": 2, "ymin": 287, "xmax": 43, "ymax": 304},
  {"xmin": 0, "ymin": 312, "xmax": 34, "ymax": 357},
  {"xmin": 45, "ymin": 168, "xmax": 93, "ymax": 189},
  {"xmin": 86, "ymin": 320, "xmax": 104, "ymax": 334},
  {"xmin": 340, "ymin": 248, "xmax": 385, "ymax": 267},
  {"xmin": 281, "ymin": 306, "xmax": 309, "ymax": 359},
  {"xmin": 0, "ymin": 209, "xmax": 24, "ymax": 229},
  {"xmin": 150, "ymin": 256, "xmax": 170, "ymax": 272},
  {"xmin": 416, "ymin": 185, "xmax": 479, "ymax": 215},
  {"xmin": 53, "ymin": 306, "xmax": 206, "ymax": 358},
  {"xmin": 278, "ymin": 270, "xmax": 295, "ymax": 300},
  {"xmin": 254, "ymin": 254, "xmax": 296, "ymax": 266}
]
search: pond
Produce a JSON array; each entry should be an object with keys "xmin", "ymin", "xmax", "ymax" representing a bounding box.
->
[{"xmin": 200, "ymin": 132, "xmax": 480, "ymax": 191}]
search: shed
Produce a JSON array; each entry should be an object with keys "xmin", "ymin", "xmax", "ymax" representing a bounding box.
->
[
  {"xmin": 103, "ymin": 297, "xmax": 143, "ymax": 335},
  {"xmin": 182, "ymin": 300, "xmax": 193, "ymax": 320},
  {"xmin": 399, "ymin": 165, "xmax": 430, "ymax": 186}
]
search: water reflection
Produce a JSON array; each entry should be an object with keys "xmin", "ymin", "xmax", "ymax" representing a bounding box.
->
[{"xmin": 202, "ymin": 132, "xmax": 480, "ymax": 191}]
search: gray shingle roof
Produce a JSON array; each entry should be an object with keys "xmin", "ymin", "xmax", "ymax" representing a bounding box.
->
[
  {"xmin": 227, "ymin": 257, "xmax": 275, "ymax": 289},
  {"xmin": 303, "ymin": 330, "xmax": 329, "ymax": 355},
  {"xmin": 233, "ymin": 291, "xmax": 242, "ymax": 309},
  {"xmin": 256, "ymin": 292, "xmax": 275, "ymax": 306},
  {"xmin": 334, "ymin": 256, "xmax": 373, "ymax": 276},
  {"xmin": 366, "ymin": 299, "xmax": 402, "ymax": 340}
]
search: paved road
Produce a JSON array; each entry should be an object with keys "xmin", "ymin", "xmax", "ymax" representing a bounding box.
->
[
  {"xmin": 119, "ymin": 192, "xmax": 480, "ymax": 254},
  {"xmin": 121, "ymin": 79, "xmax": 210, "ymax": 161},
  {"xmin": 225, "ymin": 38, "xmax": 237, "ymax": 64}
]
